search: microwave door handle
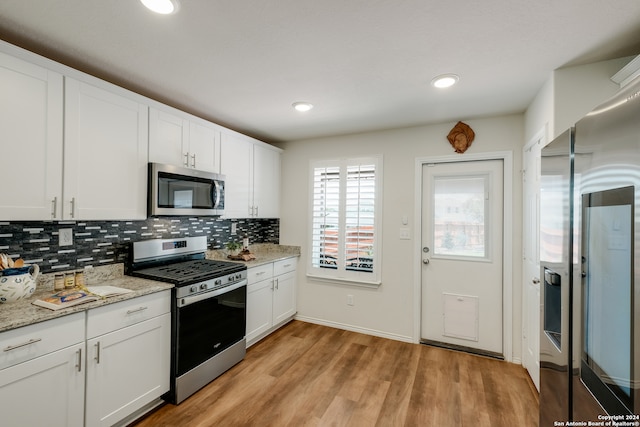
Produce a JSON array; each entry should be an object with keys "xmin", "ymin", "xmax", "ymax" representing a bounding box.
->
[{"xmin": 212, "ymin": 181, "xmax": 221, "ymax": 209}]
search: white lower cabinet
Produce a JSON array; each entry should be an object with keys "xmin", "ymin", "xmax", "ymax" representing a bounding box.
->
[
  {"xmin": 0, "ymin": 312, "xmax": 85, "ymax": 427},
  {"xmin": 246, "ymin": 258, "xmax": 297, "ymax": 346},
  {"xmin": 0, "ymin": 291, "xmax": 171, "ymax": 427},
  {"xmin": 85, "ymin": 291, "xmax": 171, "ymax": 427}
]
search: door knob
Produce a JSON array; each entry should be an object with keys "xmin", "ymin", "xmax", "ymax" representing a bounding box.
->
[{"xmin": 422, "ymin": 258, "xmax": 430, "ymax": 265}]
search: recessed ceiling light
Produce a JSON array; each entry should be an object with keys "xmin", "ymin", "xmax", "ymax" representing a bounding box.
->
[
  {"xmin": 431, "ymin": 74, "xmax": 459, "ymax": 88},
  {"xmin": 140, "ymin": 0, "xmax": 179, "ymax": 14},
  {"xmin": 292, "ymin": 102, "xmax": 313, "ymax": 112}
]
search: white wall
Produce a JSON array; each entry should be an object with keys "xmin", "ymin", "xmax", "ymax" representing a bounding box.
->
[
  {"xmin": 524, "ymin": 73, "xmax": 554, "ymax": 144},
  {"xmin": 553, "ymin": 57, "xmax": 631, "ymax": 138},
  {"xmin": 276, "ymin": 115, "xmax": 524, "ymax": 358},
  {"xmin": 525, "ymin": 57, "xmax": 631, "ymax": 144}
]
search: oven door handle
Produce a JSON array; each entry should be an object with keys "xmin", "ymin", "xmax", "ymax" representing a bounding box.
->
[{"xmin": 177, "ymin": 279, "xmax": 247, "ymax": 308}]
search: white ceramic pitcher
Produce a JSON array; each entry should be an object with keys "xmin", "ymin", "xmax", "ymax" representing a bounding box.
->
[{"xmin": 0, "ymin": 265, "xmax": 40, "ymax": 303}]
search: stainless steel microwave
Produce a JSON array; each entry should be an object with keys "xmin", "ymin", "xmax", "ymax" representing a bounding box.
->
[{"xmin": 148, "ymin": 163, "xmax": 225, "ymax": 216}]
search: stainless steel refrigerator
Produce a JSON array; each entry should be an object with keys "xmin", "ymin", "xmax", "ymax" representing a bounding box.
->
[{"xmin": 540, "ymin": 76, "xmax": 640, "ymax": 424}]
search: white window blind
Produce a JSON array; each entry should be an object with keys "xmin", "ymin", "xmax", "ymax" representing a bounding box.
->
[{"xmin": 309, "ymin": 157, "xmax": 381, "ymax": 285}]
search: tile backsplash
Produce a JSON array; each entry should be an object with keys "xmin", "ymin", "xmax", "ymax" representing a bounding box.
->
[{"xmin": 0, "ymin": 217, "xmax": 278, "ymax": 273}]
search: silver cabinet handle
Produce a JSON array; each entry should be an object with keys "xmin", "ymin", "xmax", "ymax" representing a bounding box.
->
[
  {"xmin": 275, "ymin": 278, "xmax": 279, "ymax": 290},
  {"xmin": 76, "ymin": 348, "xmax": 82, "ymax": 372},
  {"xmin": 256, "ymin": 271, "xmax": 266, "ymax": 276},
  {"xmin": 51, "ymin": 197, "xmax": 57, "ymax": 219},
  {"xmin": 4, "ymin": 338, "xmax": 42, "ymax": 352},
  {"xmin": 283, "ymin": 264, "xmax": 291, "ymax": 268},
  {"xmin": 94, "ymin": 342, "xmax": 100, "ymax": 364},
  {"xmin": 126, "ymin": 306, "xmax": 148, "ymax": 315},
  {"xmin": 191, "ymin": 153, "xmax": 196, "ymax": 168},
  {"xmin": 255, "ymin": 206, "xmax": 258, "ymax": 217},
  {"xmin": 69, "ymin": 197, "xmax": 76, "ymax": 218},
  {"xmin": 183, "ymin": 152, "xmax": 190, "ymax": 167}
]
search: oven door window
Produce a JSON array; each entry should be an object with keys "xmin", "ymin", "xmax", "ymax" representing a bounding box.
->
[
  {"xmin": 176, "ymin": 285, "xmax": 246, "ymax": 376},
  {"xmin": 158, "ymin": 172, "xmax": 219, "ymax": 209}
]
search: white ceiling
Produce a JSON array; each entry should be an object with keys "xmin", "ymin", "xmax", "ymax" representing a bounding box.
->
[{"xmin": 2, "ymin": 1, "xmax": 640, "ymax": 143}]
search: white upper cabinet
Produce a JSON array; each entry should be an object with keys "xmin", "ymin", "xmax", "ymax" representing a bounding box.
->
[
  {"xmin": 221, "ymin": 131, "xmax": 281, "ymax": 218},
  {"xmin": 0, "ymin": 51, "xmax": 64, "ymax": 220},
  {"xmin": 253, "ymin": 143, "xmax": 281, "ymax": 218},
  {"xmin": 149, "ymin": 106, "xmax": 221, "ymax": 173},
  {"xmin": 64, "ymin": 78, "xmax": 149, "ymax": 220},
  {"xmin": 189, "ymin": 120, "xmax": 221, "ymax": 173},
  {"xmin": 221, "ymin": 132, "xmax": 253, "ymax": 218},
  {"xmin": 148, "ymin": 108, "xmax": 188, "ymax": 167}
]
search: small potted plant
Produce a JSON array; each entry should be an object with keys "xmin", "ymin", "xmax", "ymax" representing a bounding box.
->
[{"xmin": 225, "ymin": 241, "xmax": 242, "ymax": 257}]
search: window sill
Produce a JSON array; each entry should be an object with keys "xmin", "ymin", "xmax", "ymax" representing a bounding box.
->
[{"xmin": 306, "ymin": 273, "xmax": 381, "ymax": 288}]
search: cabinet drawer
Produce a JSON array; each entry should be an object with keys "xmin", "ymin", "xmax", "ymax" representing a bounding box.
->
[
  {"xmin": 247, "ymin": 264, "xmax": 273, "ymax": 285},
  {"xmin": 274, "ymin": 258, "xmax": 297, "ymax": 276},
  {"xmin": 0, "ymin": 312, "xmax": 84, "ymax": 370},
  {"xmin": 87, "ymin": 290, "xmax": 170, "ymax": 339}
]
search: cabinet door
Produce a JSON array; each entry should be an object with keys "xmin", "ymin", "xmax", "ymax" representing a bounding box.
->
[
  {"xmin": 273, "ymin": 270, "xmax": 296, "ymax": 325},
  {"xmin": 221, "ymin": 132, "xmax": 253, "ymax": 218},
  {"xmin": 64, "ymin": 78, "xmax": 148, "ymax": 220},
  {"xmin": 149, "ymin": 107, "xmax": 189, "ymax": 168},
  {"xmin": 246, "ymin": 278, "xmax": 274, "ymax": 343},
  {"xmin": 85, "ymin": 313, "xmax": 170, "ymax": 427},
  {"xmin": 0, "ymin": 343, "xmax": 84, "ymax": 427},
  {"xmin": 0, "ymin": 51, "xmax": 63, "ymax": 220},
  {"xmin": 189, "ymin": 121, "xmax": 221, "ymax": 173},
  {"xmin": 253, "ymin": 144, "xmax": 281, "ymax": 218}
]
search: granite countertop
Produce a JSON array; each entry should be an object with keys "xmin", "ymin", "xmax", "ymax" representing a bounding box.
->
[
  {"xmin": 0, "ymin": 264, "xmax": 172, "ymax": 333},
  {"xmin": 206, "ymin": 243, "xmax": 301, "ymax": 268},
  {"xmin": 1, "ymin": 244, "xmax": 299, "ymax": 333}
]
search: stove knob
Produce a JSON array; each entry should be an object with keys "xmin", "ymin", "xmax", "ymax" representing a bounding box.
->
[
  {"xmin": 236, "ymin": 273, "xmax": 242, "ymax": 280},
  {"xmin": 215, "ymin": 279, "xmax": 222, "ymax": 286},
  {"xmin": 200, "ymin": 283, "xmax": 207, "ymax": 290},
  {"xmin": 228, "ymin": 275, "xmax": 234, "ymax": 282},
  {"xmin": 190, "ymin": 285, "xmax": 197, "ymax": 293}
]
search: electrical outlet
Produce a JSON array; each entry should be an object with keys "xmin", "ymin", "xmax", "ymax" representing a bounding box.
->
[
  {"xmin": 347, "ymin": 294, "xmax": 354, "ymax": 306},
  {"xmin": 59, "ymin": 228, "xmax": 73, "ymax": 247},
  {"xmin": 231, "ymin": 222, "xmax": 237, "ymax": 235}
]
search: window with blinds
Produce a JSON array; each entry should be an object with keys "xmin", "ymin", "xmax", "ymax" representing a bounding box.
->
[{"xmin": 309, "ymin": 157, "xmax": 381, "ymax": 285}]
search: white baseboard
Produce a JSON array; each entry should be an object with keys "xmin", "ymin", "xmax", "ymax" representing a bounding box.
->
[{"xmin": 294, "ymin": 315, "xmax": 414, "ymax": 344}]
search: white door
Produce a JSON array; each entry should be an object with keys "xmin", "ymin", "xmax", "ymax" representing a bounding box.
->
[
  {"xmin": 421, "ymin": 160, "xmax": 504, "ymax": 355},
  {"xmin": 85, "ymin": 313, "xmax": 170, "ymax": 427},
  {"xmin": 64, "ymin": 78, "xmax": 148, "ymax": 220},
  {"xmin": 0, "ymin": 51, "xmax": 64, "ymax": 220},
  {"xmin": 189, "ymin": 121, "xmax": 221, "ymax": 173},
  {"xmin": 253, "ymin": 144, "xmax": 281, "ymax": 218},
  {"xmin": 221, "ymin": 132, "xmax": 253, "ymax": 218},
  {"xmin": 522, "ymin": 134, "xmax": 544, "ymax": 390},
  {"xmin": 148, "ymin": 107, "xmax": 189, "ymax": 168},
  {"xmin": 0, "ymin": 343, "xmax": 85, "ymax": 427}
]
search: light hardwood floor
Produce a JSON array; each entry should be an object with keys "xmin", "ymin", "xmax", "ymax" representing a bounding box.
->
[{"xmin": 133, "ymin": 321, "xmax": 539, "ymax": 427}]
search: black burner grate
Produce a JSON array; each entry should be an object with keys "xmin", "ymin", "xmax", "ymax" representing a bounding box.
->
[{"xmin": 131, "ymin": 259, "xmax": 244, "ymax": 286}]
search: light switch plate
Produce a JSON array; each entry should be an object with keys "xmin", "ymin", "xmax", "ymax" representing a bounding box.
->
[
  {"xmin": 59, "ymin": 228, "xmax": 73, "ymax": 246},
  {"xmin": 399, "ymin": 228, "xmax": 411, "ymax": 240}
]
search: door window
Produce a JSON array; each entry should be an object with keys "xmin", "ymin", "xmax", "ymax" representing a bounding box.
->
[{"xmin": 432, "ymin": 174, "xmax": 490, "ymax": 259}]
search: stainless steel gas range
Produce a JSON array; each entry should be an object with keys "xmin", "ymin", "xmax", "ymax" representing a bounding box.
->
[{"xmin": 128, "ymin": 236, "xmax": 247, "ymax": 404}]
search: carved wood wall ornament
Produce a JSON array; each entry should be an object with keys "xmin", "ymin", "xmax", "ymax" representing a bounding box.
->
[{"xmin": 447, "ymin": 121, "xmax": 475, "ymax": 154}]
